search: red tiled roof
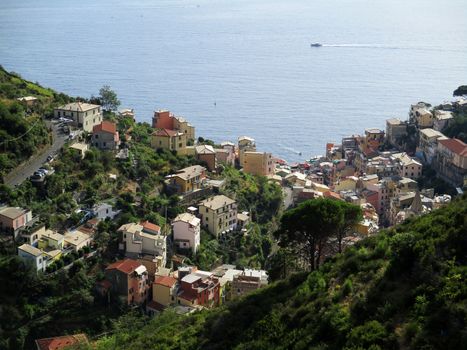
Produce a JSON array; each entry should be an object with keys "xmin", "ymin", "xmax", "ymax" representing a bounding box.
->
[
  {"xmin": 93, "ymin": 120, "xmax": 117, "ymax": 134},
  {"xmin": 147, "ymin": 300, "xmax": 165, "ymax": 312},
  {"xmin": 323, "ymin": 191, "xmax": 342, "ymax": 200},
  {"xmin": 140, "ymin": 220, "xmax": 161, "ymax": 233},
  {"xmin": 153, "ymin": 128, "xmax": 178, "ymax": 137},
  {"xmin": 106, "ymin": 259, "xmax": 141, "ymax": 274},
  {"xmin": 35, "ymin": 334, "xmax": 89, "ymax": 350},
  {"xmin": 438, "ymin": 138, "xmax": 467, "ymax": 156},
  {"xmin": 155, "ymin": 275, "xmax": 177, "ymax": 288}
]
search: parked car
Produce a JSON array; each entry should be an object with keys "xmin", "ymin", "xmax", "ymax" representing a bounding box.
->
[{"xmin": 46, "ymin": 155, "xmax": 54, "ymax": 162}]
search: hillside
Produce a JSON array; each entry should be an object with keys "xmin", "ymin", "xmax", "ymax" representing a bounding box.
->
[
  {"xmin": 92, "ymin": 195, "xmax": 467, "ymax": 350},
  {"xmin": 0, "ymin": 66, "xmax": 72, "ymax": 177}
]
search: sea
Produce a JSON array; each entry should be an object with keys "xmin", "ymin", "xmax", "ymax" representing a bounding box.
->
[{"xmin": 1, "ymin": 0, "xmax": 466, "ymax": 162}]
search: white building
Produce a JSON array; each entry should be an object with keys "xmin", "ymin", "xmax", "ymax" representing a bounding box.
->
[
  {"xmin": 172, "ymin": 213, "xmax": 201, "ymax": 253},
  {"xmin": 54, "ymin": 102, "xmax": 103, "ymax": 132},
  {"xmin": 18, "ymin": 244, "xmax": 47, "ymax": 272},
  {"xmin": 119, "ymin": 222, "xmax": 167, "ymax": 267}
]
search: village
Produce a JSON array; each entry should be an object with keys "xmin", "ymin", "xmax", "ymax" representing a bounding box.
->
[{"xmin": 1, "ymin": 90, "xmax": 467, "ymax": 348}]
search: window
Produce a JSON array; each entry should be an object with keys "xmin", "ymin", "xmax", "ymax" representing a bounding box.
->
[{"xmin": 95, "ymin": 134, "xmax": 98, "ymax": 139}]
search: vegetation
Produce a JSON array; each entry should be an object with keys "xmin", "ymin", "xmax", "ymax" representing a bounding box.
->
[
  {"xmin": 98, "ymin": 85, "xmax": 121, "ymax": 112},
  {"xmin": 90, "ymin": 194, "xmax": 467, "ymax": 350},
  {"xmin": 0, "ymin": 66, "xmax": 74, "ymax": 177},
  {"xmin": 453, "ymin": 85, "xmax": 467, "ymax": 96},
  {"xmin": 444, "ymin": 111, "xmax": 467, "ymax": 143}
]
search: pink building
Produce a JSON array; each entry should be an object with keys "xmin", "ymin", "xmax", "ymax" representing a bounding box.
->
[
  {"xmin": 178, "ymin": 271, "xmax": 220, "ymax": 308},
  {"xmin": 0, "ymin": 206, "xmax": 32, "ymax": 236},
  {"xmin": 152, "ymin": 110, "xmax": 174, "ymax": 129}
]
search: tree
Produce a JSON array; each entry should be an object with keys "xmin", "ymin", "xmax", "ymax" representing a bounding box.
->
[
  {"xmin": 275, "ymin": 198, "xmax": 361, "ymax": 271},
  {"xmin": 453, "ymin": 85, "xmax": 467, "ymax": 96},
  {"xmin": 99, "ymin": 85, "xmax": 120, "ymax": 111}
]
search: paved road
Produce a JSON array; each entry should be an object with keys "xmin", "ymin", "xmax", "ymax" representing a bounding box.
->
[{"xmin": 4, "ymin": 120, "xmax": 68, "ymax": 187}]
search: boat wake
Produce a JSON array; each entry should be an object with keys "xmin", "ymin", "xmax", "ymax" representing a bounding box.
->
[{"xmin": 318, "ymin": 44, "xmax": 462, "ymax": 52}]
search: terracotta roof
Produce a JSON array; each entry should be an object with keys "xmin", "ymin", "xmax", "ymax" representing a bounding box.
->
[
  {"xmin": 106, "ymin": 259, "xmax": 141, "ymax": 274},
  {"xmin": 93, "ymin": 120, "xmax": 117, "ymax": 134},
  {"xmin": 153, "ymin": 128, "xmax": 179, "ymax": 137},
  {"xmin": 155, "ymin": 275, "xmax": 177, "ymax": 288},
  {"xmin": 147, "ymin": 300, "xmax": 165, "ymax": 312},
  {"xmin": 140, "ymin": 220, "xmax": 161, "ymax": 233},
  {"xmin": 323, "ymin": 191, "xmax": 342, "ymax": 200},
  {"xmin": 35, "ymin": 334, "xmax": 89, "ymax": 350},
  {"xmin": 438, "ymin": 138, "xmax": 467, "ymax": 156}
]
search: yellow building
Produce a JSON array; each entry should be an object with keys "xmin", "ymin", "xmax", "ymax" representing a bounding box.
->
[
  {"xmin": 38, "ymin": 229, "xmax": 64, "ymax": 251},
  {"xmin": 198, "ymin": 195, "xmax": 237, "ymax": 237},
  {"xmin": 243, "ymin": 151, "xmax": 274, "ymax": 176},
  {"xmin": 166, "ymin": 165, "xmax": 206, "ymax": 194},
  {"xmin": 63, "ymin": 231, "xmax": 91, "ymax": 252},
  {"xmin": 238, "ymin": 136, "xmax": 256, "ymax": 167},
  {"xmin": 152, "ymin": 275, "xmax": 178, "ymax": 309},
  {"xmin": 151, "ymin": 128, "xmax": 187, "ymax": 155},
  {"xmin": 173, "ymin": 116, "xmax": 195, "ymax": 142}
]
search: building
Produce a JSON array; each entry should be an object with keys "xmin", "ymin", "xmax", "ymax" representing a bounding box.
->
[
  {"xmin": 63, "ymin": 230, "xmax": 92, "ymax": 252},
  {"xmin": 217, "ymin": 142, "xmax": 236, "ymax": 166},
  {"xmin": 165, "ymin": 165, "xmax": 206, "ymax": 194},
  {"xmin": 0, "ymin": 206, "xmax": 33, "ymax": 237},
  {"xmin": 69, "ymin": 142, "xmax": 89, "ymax": 159},
  {"xmin": 18, "ymin": 244, "xmax": 47, "ymax": 272},
  {"xmin": 198, "ymin": 195, "xmax": 237, "ymax": 237},
  {"xmin": 435, "ymin": 138, "xmax": 467, "ymax": 187},
  {"xmin": 172, "ymin": 213, "xmax": 201, "ymax": 253},
  {"xmin": 104, "ymin": 259, "xmax": 150, "ymax": 305},
  {"xmin": 178, "ymin": 271, "xmax": 220, "ymax": 308},
  {"xmin": 118, "ymin": 108, "xmax": 135, "ymax": 120},
  {"xmin": 238, "ymin": 136, "xmax": 256, "ymax": 167},
  {"xmin": 418, "ymin": 128, "xmax": 448, "ymax": 164},
  {"xmin": 93, "ymin": 202, "xmax": 119, "ymax": 220},
  {"xmin": 231, "ymin": 269, "xmax": 268, "ymax": 299},
  {"xmin": 17, "ymin": 96, "xmax": 38, "ymax": 107},
  {"xmin": 364, "ymin": 128, "xmax": 385, "ymax": 152},
  {"xmin": 391, "ymin": 153, "xmax": 423, "ymax": 179},
  {"xmin": 149, "ymin": 275, "xmax": 178, "ymax": 313},
  {"xmin": 92, "ymin": 121, "xmax": 120, "ymax": 150},
  {"xmin": 54, "ymin": 102, "xmax": 102, "ymax": 132},
  {"xmin": 38, "ymin": 229, "xmax": 64, "ymax": 261},
  {"xmin": 119, "ymin": 222, "xmax": 167, "ymax": 268},
  {"xmin": 409, "ymin": 102, "xmax": 434, "ymax": 129},
  {"xmin": 152, "ymin": 110, "xmax": 195, "ymax": 142},
  {"xmin": 151, "ymin": 128, "xmax": 187, "ymax": 155},
  {"xmin": 433, "ymin": 110, "xmax": 454, "ymax": 132},
  {"xmin": 35, "ymin": 333, "xmax": 89, "ymax": 350},
  {"xmin": 386, "ymin": 118, "xmax": 407, "ymax": 148},
  {"xmin": 195, "ymin": 145, "xmax": 217, "ymax": 171},
  {"xmin": 243, "ymin": 151, "xmax": 274, "ymax": 176}
]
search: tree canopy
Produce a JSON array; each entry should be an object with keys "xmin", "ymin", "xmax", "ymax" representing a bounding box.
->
[{"xmin": 98, "ymin": 85, "xmax": 120, "ymax": 111}]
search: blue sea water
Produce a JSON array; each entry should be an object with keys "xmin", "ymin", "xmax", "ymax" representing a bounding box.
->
[{"xmin": 1, "ymin": 0, "xmax": 466, "ymax": 162}]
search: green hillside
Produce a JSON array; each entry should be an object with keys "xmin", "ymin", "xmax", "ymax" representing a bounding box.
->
[
  {"xmin": 0, "ymin": 66, "xmax": 72, "ymax": 177},
  {"xmin": 92, "ymin": 195, "xmax": 467, "ymax": 350}
]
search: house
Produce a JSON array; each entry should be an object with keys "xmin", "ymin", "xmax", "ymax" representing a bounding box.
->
[
  {"xmin": 238, "ymin": 136, "xmax": 256, "ymax": 167},
  {"xmin": 195, "ymin": 145, "xmax": 217, "ymax": 171},
  {"xmin": 152, "ymin": 110, "xmax": 195, "ymax": 142},
  {"xmin": 172, "ymin": 213, "xmax": 201, "ymax": 253},
  {"xmin": 243, "ymin": 151, "xmax": 274, "ymax": 176},
  {"xmin": 217, "ymin": 142, "xmax": 236, "ymax": 166},
  {"xmin": 178, "ymin": 271, "xmax": 220, "ymax": 308},
  {"xmin": 104, "ymin": 259, "xmax": 150, "ymax": 305},
  {"xmin": 35, "ymin": 333, "xmax": 89, "ymax": 350},
  {"xmin": 236, "ymin": 212, "xmax": 250, "ymax": 232},
  {"xmin": 17, "ymin": 96, "xmax": 38, "ymax": 107},
  {"xmin": 93, "ymin": 202, "xmax": 119, "ymax": 220},
  {"xmin": 198, "ymin": 195, "xmax": 237, "ymax": 237},
  {"xmin": 391, "ymin": 153, "xmax": 423, "ymax": 179},
  {"xmin": 148, "ymin": 275, "xmax": 178, "ymax": 314},
  {"xmin": 433, "ymin": 110, "xmax": 454, "ymax": 131},
  {"xmin": 92, "ymin": 121, "xmax": 120, "ymax": 150},
  {"xmin": 418, "ymin": 128, "xmax": 448, "ymax": 164},
  {"xmin": 118, "ymin": 108, "xmax": 135, "ymax": 120},
  {"xmin": 20, "ymin": 224, "xmax": 46, "ymax": 246},
  {"xmin": 38, "ymin": 229, "xmax": 64, "ymax": 261},
  {"xmin": 118, "ymin": 222, "xmax": 167, "ymax": 268},
  {"xmin": 363, "ymin": 128, "xmax": 385, "ymax": 151},
  {"xmin": 386, "ymin": 118, "xmax": 407, "ymax": 148},
  {"xmin": 63, "ymin": 230, "xmax": 92, "ymax": 252},
  {"xmin": 231, "ymin": 269, "xmax": 268, "ymax": 299},
  {"xmin": 69, "ymin": 142, "xmax": 89, "ymax": 159},
  {"xmin": 435, "ymin": 138, "xmax": 467, "ymax": 187},
  {"xmin": 210, "ymin": 265, "xmax": 243, "ymax": 304},
  {"xmin": 18, "ymin": 244, "xmax": 47, "ymax": 272},
  {"xmin": 284, "ymin": 172, "xmax": 307, "ymax": 187},
  {"xmin": 165, "ymin": 165, "xmax": 206, "ymax": 194},
  {"xmin": 0, "ymin": 206, "xmax": 33, "ymax": 237},
  {"xmin": 151, "ymin": 128, "xmax": 187, "ymax": 155},
  {"xmin": 409, "ymin": 102, "xmax": 434, "ymax": 128},
  {"xmin": 54, "ymin": 102, "xmax": 102, "ymax": 132}
]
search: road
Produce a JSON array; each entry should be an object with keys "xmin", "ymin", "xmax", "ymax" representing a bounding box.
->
[{"xmin": 4, "ymin": 120, "xmax": 68, "ymax": 187}]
